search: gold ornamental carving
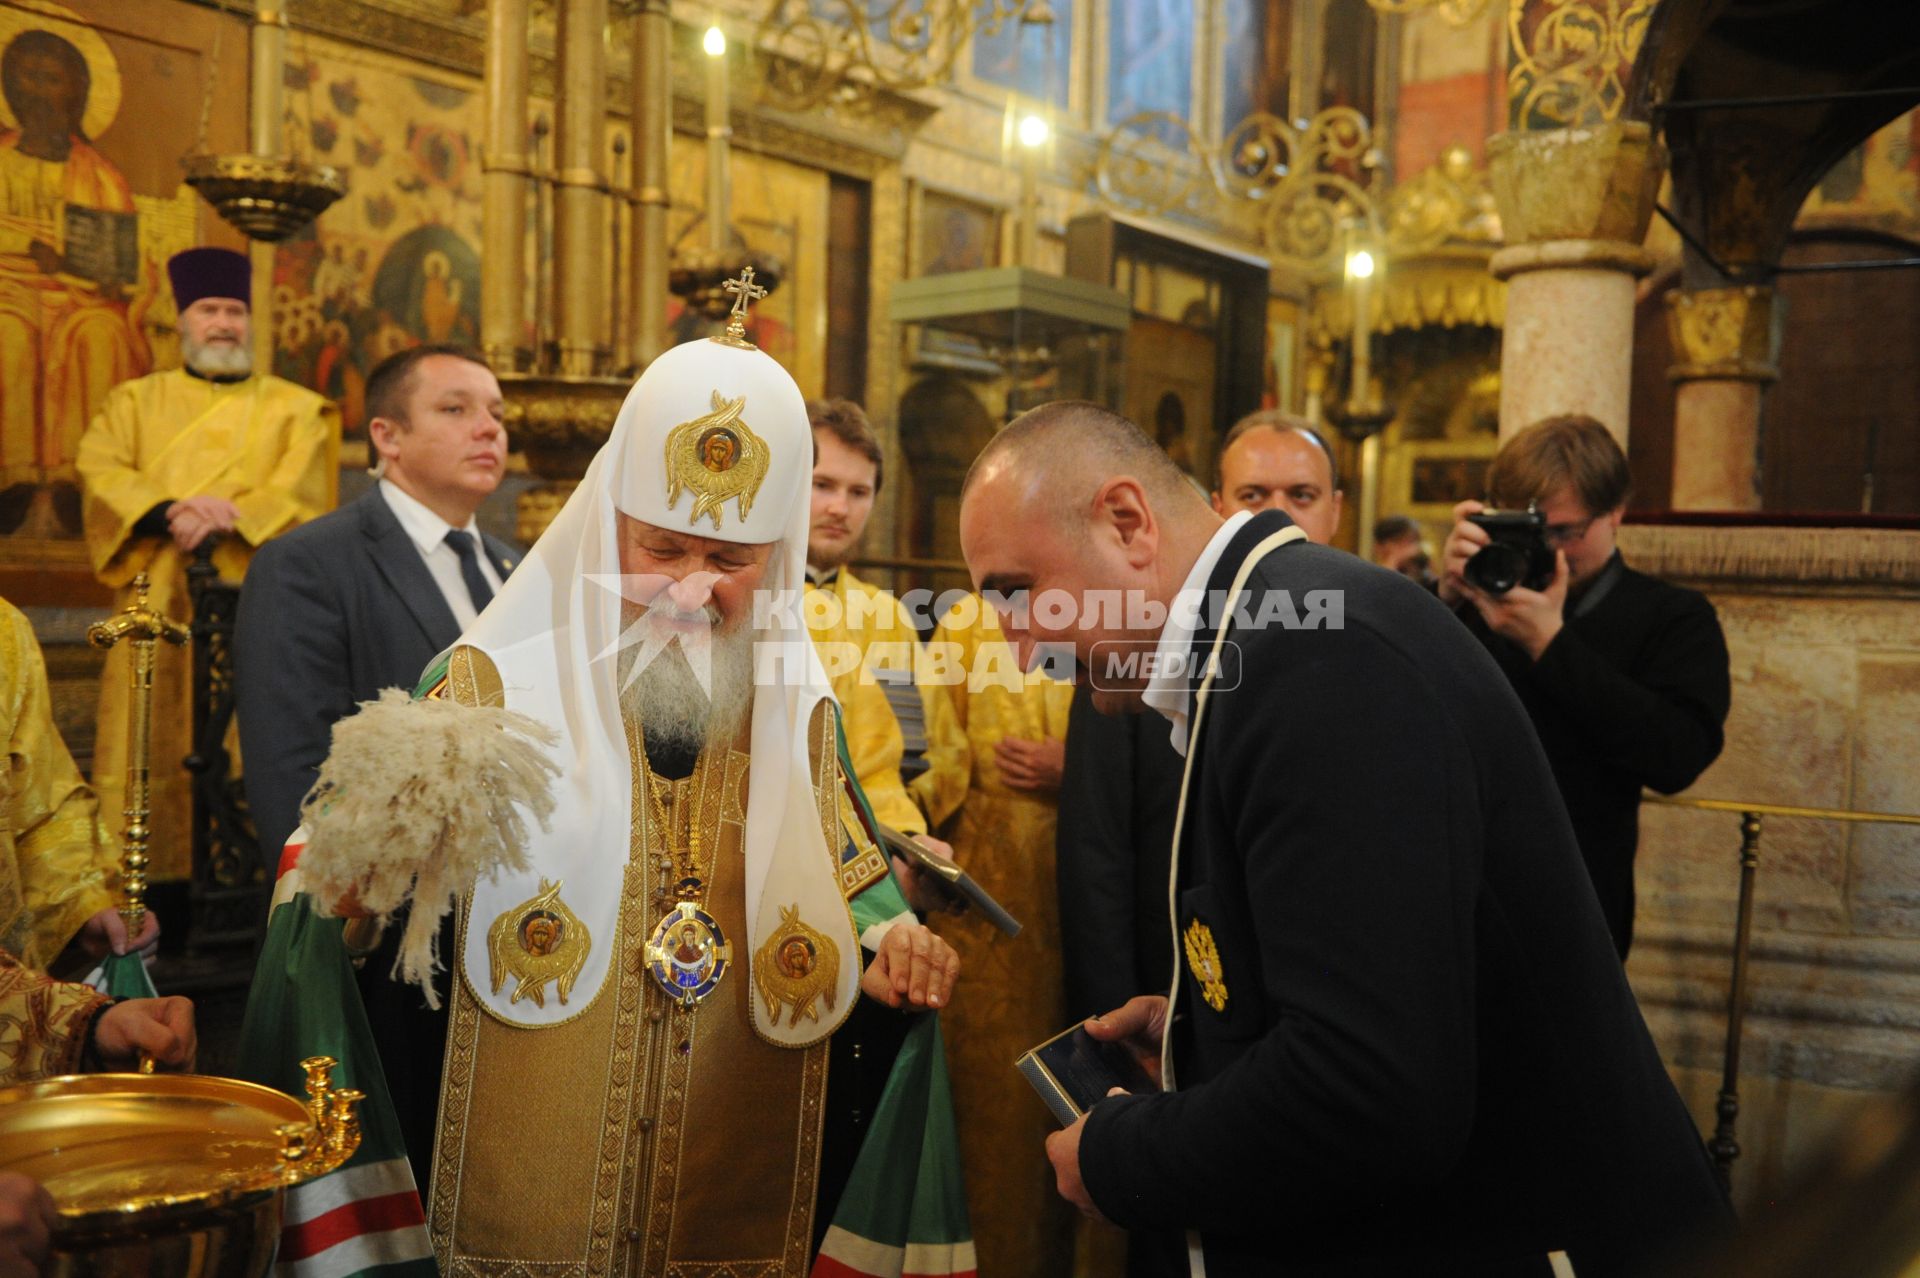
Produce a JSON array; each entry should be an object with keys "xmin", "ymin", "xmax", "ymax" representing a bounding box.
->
[
  {"xmin": 1381, "ymin": 144, "xmax": 1500, "ymax": 256},
  {"xmin": 753, "ymin": 0, "xmax": 1045, "ymax": 111},
  {"xmin": 1486, "ymin": 120, "xmax": 1663, "ymax": 279},
  {"xmin": 1666, "ymin": 286, "xmax": 1785, "ymax": 384},
  {"xmin": 1098, "ymin": 107, "xmax": 1381, "ymax": 280},
  {"xmin": 515, "ymin": 481, "xmax": 577, "ymax": 547},
  {"xmin": 1507, "ymin": 0, "xmax": 1657, "ymax": 129}
]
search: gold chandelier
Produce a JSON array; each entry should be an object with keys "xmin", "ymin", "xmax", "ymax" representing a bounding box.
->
[{"xmin": 182, "ymin": 2, "xmax": 343, "ymax": 241}]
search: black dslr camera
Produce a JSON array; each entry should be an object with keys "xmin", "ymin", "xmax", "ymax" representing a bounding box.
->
[{"xmin": 1464, "ymin": 507, "xmax": 1555, "ymax": 595}]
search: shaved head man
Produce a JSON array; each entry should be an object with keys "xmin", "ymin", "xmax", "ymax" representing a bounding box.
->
[
  {"xmin": 958, "ymin": 400, "xmax": 1731, "ymax": 1278},
  {"xmin": 1210, "ymin": 411, "xmax": 1343, "ymax": 544}
]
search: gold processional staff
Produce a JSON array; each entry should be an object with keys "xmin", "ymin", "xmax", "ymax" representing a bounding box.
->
[{"xmin": 0, "ymin": 574, "xmax": 363, "ymax": 1278}]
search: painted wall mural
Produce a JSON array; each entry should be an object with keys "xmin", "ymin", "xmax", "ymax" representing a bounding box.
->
[{"xmin": 268, "ymin": 34, "xmax": 485, "ymax": 435}]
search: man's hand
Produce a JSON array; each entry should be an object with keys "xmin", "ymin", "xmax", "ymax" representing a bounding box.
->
[
  {"xmin": 860, "ymin": 921, "xmax": 960, "ymax": 1011},
  {"xmin": 889, "ymin": 834, "xmax": 964, "ymax": 917},
  {"xmin": 77, "ymin": 908, "xmax": 159, "ymax": 961},
  {"xmin": 27, "ymin": 241, "xmax": 61, "ymax": 276},
  {"xmin": 1045, "ymin": 1109, "xmax": 1107, "ymax": 1221},
  {"xmin": 0, "ymin": 1173, "xmax": 55, "ymax": 1278},
  {"xmin": 166, "ymin": 496, "xmax": 241, "ymax": 552},
  {"xmin": 91, "ymin": 996, "xmax": 196, "ymax": 1072},
  {"xmin": 1463, "ymin": 550, "xmax": 1569, "ymax": 661},
  {"xmin": 995, "ymin": 737, "xmax": 1065, "ymax": 792},
  {"xmin": 1438, "ymin": 499, "xmax": 1487, "ymax": 607},
  {"xmin": 1084, "ymin": 994, "xmax": 1168, "ymax": 1088},
  {"xmin": 1048, "ymin": 1002, "xmax": 1169, "ymax": 1221}
]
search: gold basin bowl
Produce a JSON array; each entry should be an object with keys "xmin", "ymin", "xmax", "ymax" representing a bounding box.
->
[{"xmin": 0, "ymin": 1061, "xmax": 361, "ymax": 1278}]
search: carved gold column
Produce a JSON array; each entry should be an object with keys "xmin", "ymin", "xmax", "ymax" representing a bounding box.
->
[
  {"xmin": 482, "ymin": 0, "xmax": 530, "ymax": 371},
  {"xmin": 250, "ymin": 5, "xmax": 286, "ymax": 160},
  {"xmin": 628, "ymin": 0, "xmax": 671, "ymax": 370},
  {"xmin": 248, "ymin": 4, "xmax": 288, "ymax": 375},
  {"xmin": 1487, "ymin": 121, "xmax": 1663, "ymax": 445},
  {"xmin": 554, "ymin": 0, "xmax": 609, "ymax": 377},
  {"xmin": 1666, "ymin": 285, "xmax": 1784, "ymax": 510}
]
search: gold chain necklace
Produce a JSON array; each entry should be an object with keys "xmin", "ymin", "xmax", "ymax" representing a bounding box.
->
[{"xmin": 635, "ymin": 737, "xmax": 732, "ymax": 1009}]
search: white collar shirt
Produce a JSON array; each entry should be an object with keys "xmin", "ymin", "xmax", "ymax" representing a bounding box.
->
[
  {"xmin": 1140, "ymin": 510, "xmax": 1252, "ymax": 758},
  {"xmin": 379, "ymin": 478, "xmax": 504, "ymax": 630}
]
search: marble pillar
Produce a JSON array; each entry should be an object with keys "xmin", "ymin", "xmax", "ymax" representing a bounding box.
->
[
  {"xmin": 1667, "ymin": 285, "xmax": 1785, "ymax": 511},
  {"xmin": 1487, "ymin": 122, "xmax": 1664, "ymax": 445}
]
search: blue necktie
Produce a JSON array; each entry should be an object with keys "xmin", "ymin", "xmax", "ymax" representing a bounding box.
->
[{"xmin": 445, "ymin": 529, "xmax": 495, "ymax": 613}]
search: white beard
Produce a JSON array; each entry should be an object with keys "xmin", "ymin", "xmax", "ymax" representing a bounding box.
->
[
  {"xmin": 617, "ymin": 607, "xmax": 755, "ymax": 755},
  {"xmin": 183, "ymin": 335, "xmax": 253, "ymax": 379}
]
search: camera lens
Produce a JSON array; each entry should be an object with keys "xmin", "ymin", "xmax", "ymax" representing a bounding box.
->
[{"xmin": 1465, "ymin": 543, "xmax": 1524, "ymax": 595}]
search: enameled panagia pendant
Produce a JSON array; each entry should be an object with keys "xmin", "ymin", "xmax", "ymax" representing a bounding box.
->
[{"xmin": 645, "ymin": 901, "xmax": 732, "ymax": 1008}]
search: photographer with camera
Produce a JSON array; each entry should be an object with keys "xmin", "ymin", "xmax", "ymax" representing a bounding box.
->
[{"xmin": 1441, "ymin": 414, "xmax": 1730, "ymax": 958}]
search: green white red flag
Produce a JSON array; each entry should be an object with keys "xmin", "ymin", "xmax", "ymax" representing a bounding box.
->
[{"xmin": 233, "ymin": 832, "xmax": 435, "ymax": 1278}]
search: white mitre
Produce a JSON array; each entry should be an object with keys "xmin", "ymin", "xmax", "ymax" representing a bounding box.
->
[{"xmin": 453, "ymin": 320, "xmax": 858, "ymax": 1046}]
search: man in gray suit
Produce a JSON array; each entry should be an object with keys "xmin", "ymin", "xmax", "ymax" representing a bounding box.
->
[{"xmin": 234, "ymin": 343, "xmax": 514, "ymax": 1190}]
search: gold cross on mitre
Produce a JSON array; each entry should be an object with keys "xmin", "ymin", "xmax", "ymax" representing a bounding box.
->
[{"xmin": 713, "ymin": 266, "xmax": 768, "ymax": 349}]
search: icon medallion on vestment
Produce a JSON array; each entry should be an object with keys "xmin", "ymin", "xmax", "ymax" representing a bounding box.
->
[
  {"xmin": 646, "ymin": 900, "xmax": 733, "ymax": 1008},
  {"xmin": 1183, "ymin": 917, "xmax": 1229, "ymax": 1013},
  {"xmin": 752, "ymin": 903, "xmax": 841, "ymax": 1027},
  {"xmin": 664, "ymin": 391, "xmax": 770, "ymax": 530},
  {"xmin": 487, "ymin": 878, "xmax": 591, "ymax": 1007}
]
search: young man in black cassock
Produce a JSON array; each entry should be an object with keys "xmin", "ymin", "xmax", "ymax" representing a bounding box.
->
[
  {"xmin": 1439, "ymin": 414, "xmax": 1730, "ymax": 957},
  {"xmin": 960, "ymin": 402, "xmax": 1731, "ymax": 1278}
]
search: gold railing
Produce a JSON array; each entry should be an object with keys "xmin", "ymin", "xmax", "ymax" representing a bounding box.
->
[{"xmin": 1642, "ymin": 793, "xmax": 1920, "ymax": 1193}]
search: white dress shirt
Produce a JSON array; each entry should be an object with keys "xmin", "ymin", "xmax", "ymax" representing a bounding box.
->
[
  {"xmin": 379, "ymin": 479, "xmax": 504, "ymax": 630},
  {"xmin": 1140, "ymin": 511, "xmax": 1252, "ymax": 757}
]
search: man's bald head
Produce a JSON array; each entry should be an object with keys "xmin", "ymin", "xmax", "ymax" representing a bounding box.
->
[
  {"xmin": 962, "ymin": 400, "xmax": 1210, "ymax": 538},
  {"xmin": 959, "ymin": 401, "xmax": 1221, "ymax": 714}
]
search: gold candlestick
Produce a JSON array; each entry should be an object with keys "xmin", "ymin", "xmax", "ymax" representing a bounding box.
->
[{"xmin": 88, "ymin": 573, "xmax": 190, "ymax": 940}]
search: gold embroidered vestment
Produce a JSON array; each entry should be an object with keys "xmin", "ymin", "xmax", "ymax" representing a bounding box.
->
[{"xmin": 430, "ymin": 649, "xmax": 849, "ymax": 1277}]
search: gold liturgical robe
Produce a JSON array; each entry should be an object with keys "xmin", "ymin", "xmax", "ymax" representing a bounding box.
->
[
  {"xmin": 0, "ymin": 599, "xmax": 114, "ymax": 969},
  {"xmin": 923, "ymin": 600, "xmax": 1074, "ymax": 1278},
  {"xmin": 76, "ymin": 369, "xmax": 337, "ymax": 881},
  {"xmin": 0, "ymin": 947, "xmax": 108, "ymax": 1085},
  {"xmin": 805, "ymin": 566, "xmax": 968, "ymax": 836},
  {"xmin": 432, "ymin": 651, "xmax": 886, "ymax": 1277}
]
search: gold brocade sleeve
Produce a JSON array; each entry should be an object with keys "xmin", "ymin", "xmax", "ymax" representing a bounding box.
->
[
  {"xmin": 0, "ymin": 601, "xmax": 113, "ymax": 970},
  {"xmin": 229, "ymin": 390, "xmax": 340, "ymax": 548},
  {"xmin": 75, "ymin": 380, "xmax": 170, "ymax": 585},
  {"xmin": 0, "ymin": 947, "xmax": 109, "ymax": 1085}
]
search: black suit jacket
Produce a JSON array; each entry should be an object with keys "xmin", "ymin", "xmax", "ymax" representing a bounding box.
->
[
  {"xmin": 1459, "ymin": 556, "xmax": 1729, "ymax": 956},
  {"xmin": 234, "ymin": 485, "xmax": 517, "ymax": 1193},
  {"xmin": 1079, "ymin": 513, "xmax": 1728, "ymax": 1277},
  {"xmin": 1056, "ymin": 680, "xmax": 1182, "ymax": 1020}
]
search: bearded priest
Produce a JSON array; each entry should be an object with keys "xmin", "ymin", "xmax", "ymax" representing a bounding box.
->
[
  {"xmin": 244, "ymin": 290, "xmax": 971, "ymax": 1278},
  {"xmin": 76, "ymin": 247, "xmax": 338, "ymax": 881}
]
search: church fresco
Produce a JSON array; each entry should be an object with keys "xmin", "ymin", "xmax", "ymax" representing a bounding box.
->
[
  {"xmin": 1799, "ymin": 107, "xmax": 1920, "ymax": 240},
  {"xmin": 0, "ymin": 0, "xmax": 240, "ymax": 543},
  {"xmin": 268, "ymin": 35, "xmax": 484, "ymax": 436}
]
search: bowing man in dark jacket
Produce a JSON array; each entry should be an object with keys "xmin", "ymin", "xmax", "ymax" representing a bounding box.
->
[
  {"xmin": 1440, "ymin": 414, "xmax": 1730, "ymax": 957},
  {"xmin": 234, "ymin": 344, "xmax": 515, "ymax": 1193},
  {"xmin": 959, "ymin": 402, "xmax": 1730, "ymax": 1278}
]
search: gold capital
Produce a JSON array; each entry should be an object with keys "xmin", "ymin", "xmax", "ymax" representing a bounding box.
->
[{"xmin": 1666, "ymin": 286, "xmax": 1785, "ymax": 383}]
